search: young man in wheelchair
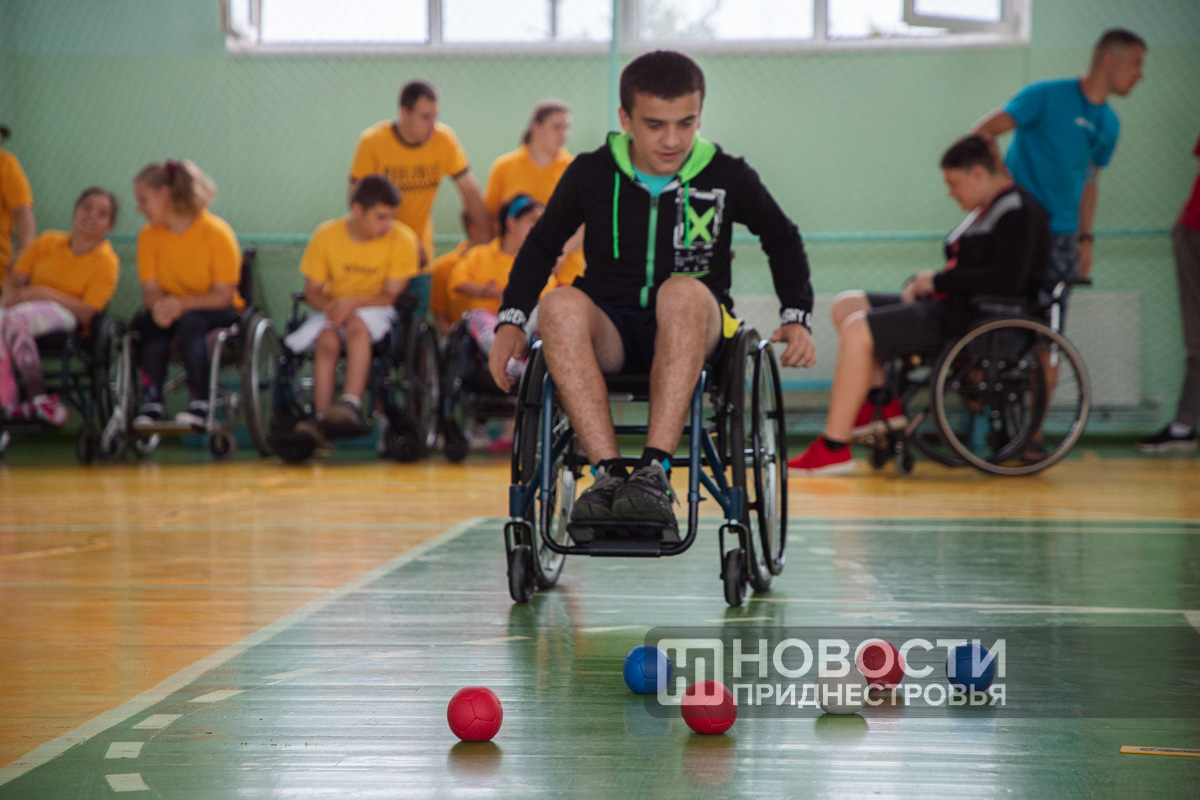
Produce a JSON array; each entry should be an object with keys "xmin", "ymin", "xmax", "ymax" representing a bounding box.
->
[
  {"xmin": 284, "ymin": 174, "xmax": 418, "ymax": 448},
  {"xmin": 488, "ymin": 50, "xmax": 816, "ymax": 539},
  {"xmin": 791, "ymin": 134, "xmax": 1052, "ymax": 476}
]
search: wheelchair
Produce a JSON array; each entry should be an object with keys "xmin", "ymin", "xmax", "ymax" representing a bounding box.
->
[
  {"xmin": 503, "ymin": 324, "xmax": 788, "ymax": 607},
  {"xmin": 858, "ymin": 279, "xmax": 1090, "ymax": 477},
  {"xmin": 438, "ymin": 317, "xmax": 519, "ymax": 462},
  {"xmin": 0, "ymin": 311, "xmax": 124, "ymax": 464},
  {"xmin": 104, "ymin": 247, "xmax": 277, "ymax": 461},
  {"xmin": 261, "ymin": 290, "xmax": 440, "ymax": 464}
]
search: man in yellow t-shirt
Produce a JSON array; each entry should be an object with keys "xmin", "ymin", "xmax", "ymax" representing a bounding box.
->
[
  {"xmin": 285, "ymin": 175, "xmax": 418, "ymax": 437},
  {"xmin": 0, "ymin": 137, "xmax": 36, "ymax": 282},
  {"xmin": 349, "ymin": 80, "xmax": 490, "ymax": 270}
]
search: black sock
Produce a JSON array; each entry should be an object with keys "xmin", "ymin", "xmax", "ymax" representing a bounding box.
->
[
  {"xmin": 638, "ymin": 447, "xmax": 672, "ymax": 471},
  {"xmin": 866, "ymin": 388, "xmax": 886, "ymax": 406},
  {"xmin": 822, "ymin": 436, "xmax": 848, "ymax": 452},
  {"xmin": 597, "ymin": 458, "xmax": 629, "ymax": 479}
]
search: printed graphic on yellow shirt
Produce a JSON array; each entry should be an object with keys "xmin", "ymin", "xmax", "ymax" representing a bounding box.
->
[{"xmin": 300, "ymin": 218, "xmax": 419, "ymax": 300}]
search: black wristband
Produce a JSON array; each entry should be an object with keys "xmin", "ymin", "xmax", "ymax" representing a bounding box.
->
[{"xmin": 1078, "ymin": 233, "xmax": 1095, "ymax": 243}]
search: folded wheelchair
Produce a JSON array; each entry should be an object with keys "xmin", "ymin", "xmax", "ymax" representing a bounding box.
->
[
  {"xmin": 503, "ymin": 325, "xmax": 788, "ymax": 607},
  {"xmin": 261, "ymin": 291, "xmax": 440, "ymax": 464},
  {"xmin": 104, "ymin": 247, "xmax": 276, "ymax": 461},
  {"xmin": 859, "ymin": 279, "xmax": 1090, "ymax": 476},
  {"xmin": 0, "ymin": 311, "xmax": 124, "ymax": 464}
]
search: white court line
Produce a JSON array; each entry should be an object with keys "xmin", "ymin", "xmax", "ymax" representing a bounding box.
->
[
  {"xmin": 264, "ymin": 668, "xmax": 322, "ymax": 680},
  {"xmin": 462, "ymin": 636, "xmax": 528, "ymax": 645},
  {"xmin": 0, "ymin": 517, "xmax": 482, "ymax": 789},
  {"xmin": 189, "ymin": 689, "xmax": 243, "ymax": 704},
  {"xmin": 705, "ymin": 616, "xmax": 776, "ymax": 624},
  {"xmin": 104, "ymin": 743, "xmax": 143, "ymax": 759},
  {"xmin": 105, "ymin": 773, "xmax": 149, "ymax": 792},
  {"xmin": 131, "ymin": 715, "xmax": 180, "ymax": 730},
  {"xmin": 579, "ymin": 625, "xmax": 647, "ymax": 633}
]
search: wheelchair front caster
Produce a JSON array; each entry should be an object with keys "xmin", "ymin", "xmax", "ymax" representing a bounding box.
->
[
  {"xmin": 722, "ymin": 548, "xmax": 747, "ymax": 607},
  {"xmin": 508, "ymin": 544, "xmax": 535, "ymax": 604},
  {"xmin": 385, "ymin": 415, "xmax": 423, "ymax": 462},
  {"xmin": 869, "ymin": 446, "xmax": 889, "ymax": 470},
  {"xmin": 76, "ymin": 429, "xmax": 97, "ymax": 465},
  {"xmin": 894, "ymin": 447, "xmax": 914, "ymax": 476},
  {"xmin": 443, "ymin": 420, "xmax": 469, "ymax": 463},
  {"xmin": 208, "ymin": 429, "xmax": 237, "ymax": 461},
  {"xmin": 98, "ymin": 429, "xmax": 126, "ymax": 463}
]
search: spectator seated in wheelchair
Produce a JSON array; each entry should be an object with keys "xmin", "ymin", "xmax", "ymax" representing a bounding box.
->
[
  {"xmin": 282, "ymin": 174, "xmax": 419, "ymax": 451},
  {"xmin": 487, "ymin": 50, "xmax": 817, "ymax": 541},
  {"xmin": 131, "ymin": 159, "xmax": 245, "ymax": 430},
  {"xmin": 0, "ymin": 187, "xmax": 119, "ymax": 427},
  {"xmin": 790, "ymin": 134, "xmax": 1052, "ymax": 476},
  {"xmin": 447, "ymin": 193, "xmax": 544, "ymax": 453}
]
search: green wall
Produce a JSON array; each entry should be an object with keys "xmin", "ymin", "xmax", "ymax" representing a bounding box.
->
[{"xmin": 3, "ymin": 0, "xmax": 1199, "ymax": 425}]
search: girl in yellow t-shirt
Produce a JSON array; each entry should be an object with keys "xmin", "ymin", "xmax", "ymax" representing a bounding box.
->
[
  {"xmin": 0, "ymin": 125, "xmax": 37, "ymax": 282},
  {"xmin": 0, "ymin": 188, "xmax": 119, "ymax": 425},
  {"xmin": 132, "ymin": 159, "xmax": 241, "ymax": 428}
]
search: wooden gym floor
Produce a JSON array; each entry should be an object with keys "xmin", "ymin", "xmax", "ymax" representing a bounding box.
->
[{"xmin": 0, "ymin": 440, "xmax": 1198, "ymax": 797}]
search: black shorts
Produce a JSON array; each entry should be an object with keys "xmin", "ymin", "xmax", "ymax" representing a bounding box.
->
[
  {"xmin": 590, "ymin": 294, "xmax": 738, "ymax": 376},
  {"xmin": 864, "ymin": 293, "xmax": 954, "ymax": 363}
]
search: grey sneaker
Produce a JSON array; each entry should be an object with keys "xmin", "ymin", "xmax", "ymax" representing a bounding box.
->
[
  {"xmin": 611, "ymin": 460, "xmax": 679, "ymax": 538},
  {"xmin": 322, "ymin": 399, "xmax": 367, "ymax": 431},
  {"xmin": 293, "ymin": 419, "xmax": 333, "ymax": 456},
  {"xmin": 570, "ymin": 466, "xmax": 626, "ymax": 522},
  {"xmin": 174, "ymin": 401, "xmax": 208, "ymax": 429}
]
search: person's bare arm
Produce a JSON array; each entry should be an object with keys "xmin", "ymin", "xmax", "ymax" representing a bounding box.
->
[
  {"xmin": 7, "ymin": 282, "xmax": 97, "ymax": 325},
  {"xmin": 1077, "ymin": 172, "xmax": 1100, "ymax": 278},
  {"xmin": 454, "ymin": 172, "xmax": 493, "ymax": 243},
  {"xmin": 970, "ymin": 109, "xmax": 1017, "ymax": 179}
]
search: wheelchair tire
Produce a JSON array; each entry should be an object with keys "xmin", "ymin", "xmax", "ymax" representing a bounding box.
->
[
  {"xmin": 932, "ymin": 317, "xmax": 1089, "ymax": 476},
  {"xmin": 507, "ymin": 544, "xmax": 535, "ymax": 604},
  {"xmin": 727, "ymin": 330, "xmax": 775, "ymax": 592},
  {"xmin": 722, "ymin": 548, "xmax": 747, "ymax": 607},
  {"xmin": 751, "ymin": 340, "xmax": 788, "ymax": 577},
  {"xmin": 405, "ymin": 321, "xmax": 441, "ymax": 454},
  {"xmin": 442, "ymin": 420, "xmax": 470, "ymax": 463},
  {"xmin": 91, "ymin": 316, "xmax": 124, "ymax": 428},
  {"xmin": 242, "ymin": 314, "xmax": 280, "ymax": 458},
  {"xmin": 514, "ymin": 346, "xmax": 573, "ymax": 590}
]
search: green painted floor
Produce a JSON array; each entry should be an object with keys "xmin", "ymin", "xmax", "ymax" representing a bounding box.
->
[{"xmin": 3, "ymin": 517, "xmax": 1200, "ymax": 798}]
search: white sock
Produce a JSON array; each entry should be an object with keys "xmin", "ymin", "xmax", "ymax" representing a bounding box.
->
[
  {"xmin": 1169, "ymin": 422, "xmax": 1194, "ymax": 438},
  {"xmin": 340, "ymin": 393, "xmax": 362, "ymax": 409}
]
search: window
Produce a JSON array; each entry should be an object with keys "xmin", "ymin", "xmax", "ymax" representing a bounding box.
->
[{"xmin": 222, "ymin": 0, "xmax": 1026, "ymax": 51}]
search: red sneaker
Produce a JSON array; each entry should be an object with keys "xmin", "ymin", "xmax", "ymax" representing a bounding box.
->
[
  {"xmin": 851, "ymin": 398, "xmax": 907, "ymax": 438},
  {"xmin": 788, "ymin": 438, "xmax": 855, "ymax": 476},
  {"xmin": 32, "ymin": 394, "xmax": 70, "ymax": 427}
]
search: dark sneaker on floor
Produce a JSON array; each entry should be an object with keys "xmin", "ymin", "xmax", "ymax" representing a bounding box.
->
[
  {"xmin": 293, "ymin": 419, "xmax": 333, "ymax": 456},
  {"xmin": 175, "ymin": 401, "xmax": 209, "ymax": 429},
  {"xmin": 133, "ymin": 402, "xmax": 164, "ymax": 429},
  {"xmin": 1137, "ymin": 426, "xmax": 1198, "ymax": 454},
  {"xmin": 611, "ymin": 460, "xmax": 679, "ymax": 540},
  {"xmin": 788, "ymin": 438, "xmax": 855, "ymax": 476},
  {"xmin": 568, "ymin": 466, "xmax": 627, "ymax": 544},
  {"xmin": 322, "ymin": 399, "xmax": 367, "ymax": 431}
]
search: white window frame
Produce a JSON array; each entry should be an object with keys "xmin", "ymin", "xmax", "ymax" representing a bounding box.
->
[{"xmin": 221, "ymin": 0, "xmax": 1030, "ymax": 55}]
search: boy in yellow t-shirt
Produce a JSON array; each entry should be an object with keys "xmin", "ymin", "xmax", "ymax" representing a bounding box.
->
[
  {"xmin": 429, "ymin": 209, "xmax": 487, "ymax": 335},
  {"xmin": 284, "ymin": 175, "xmax": 418, "ymax": 436},
  {"xmin": 0, "ymin": 188, "xmax": 118, "ymax": 425},
  {"xmin": 349, "ymin": 79, "xmax": 490, "ymax": 268}
]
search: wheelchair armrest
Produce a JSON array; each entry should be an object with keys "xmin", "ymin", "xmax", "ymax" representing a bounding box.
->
[{"xmin": 970, "ymin": 295, "xmax": 1026, "ymax": 316}]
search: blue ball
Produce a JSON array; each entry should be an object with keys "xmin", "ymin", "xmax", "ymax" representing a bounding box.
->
[
  {"xmin": 623, "ymin": 645, "xmax": 674, "ymax": 695},
  {"xmin": 946, "ymin": 642, "xmax": 997, "ymax": 692}
]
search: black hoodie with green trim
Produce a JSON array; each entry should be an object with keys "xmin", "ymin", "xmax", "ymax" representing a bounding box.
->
[{"xmin": 496, "ymin": 133, "xmax": 814, "ymax": 331}]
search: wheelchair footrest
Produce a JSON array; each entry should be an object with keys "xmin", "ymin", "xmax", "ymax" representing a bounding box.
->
[
  {"xmin": 568, "ymin": 519, "xmax": 680, "ymax": 547},
  {"xmin": 133, "ymin": 421, "xmax": 204, "ymax": 434},
  {"xmin": 323, "ymin": 420, "xmax": 372, "ymax": 440},
  {"xmin": 571, "ymin": 538, "xmax": 663, "ymax": 557}
]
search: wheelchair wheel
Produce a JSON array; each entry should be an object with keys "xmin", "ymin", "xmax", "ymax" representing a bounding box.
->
[
  {"xmin": 76, "ymin": 429, "xmax": 97, "ymax": 465},
  {"xmin": 507, "ymin": 544, "xmax": 536, "ymax": 603},
  {"xmin": 242, "ymin": 314, "xmax": 280, "ymax": 457},
  {"xmin": 404, "ymin": 320, "xmax": 441, "ymax": 455},
  {"xmin": 751, "ymin": 340, "xmax": 788, "ymax": 576},
  {"xmin": 384, "ymin": 412, "xmax": 423, "ymax": 462},
  {"xmin": 91, "ymin": 316, "xmax": 125, "ymax": 428},
  {"xmin": 722, "ymin": 548, "xmax": 747, "ymax": 607},
  {"xmin": 514, "ymin": 346, "xmax": 574, "ymax": 590},
  {"xmin": 727, "ymin": 330, "xmax": 775, "ymax": 591},
  {"xmin": 933, "ymin": 317, "xmax": 1089, "ymax": 476},
  {"xmin": 888, "ymin": 353, "xmax": 968, "ymax": 469}
]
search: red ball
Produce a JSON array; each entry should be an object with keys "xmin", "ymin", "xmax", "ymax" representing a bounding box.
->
[
  {"xmin": 855, "ymin": 640, "xmax": 906, "ymax": 690},
  {"xmin": 447, "ymin": 687, "xmax": 503, "ymax": 742},
  {"xmin": 681, "ymin": 680, "xmax": 737, "ymax": 735}
]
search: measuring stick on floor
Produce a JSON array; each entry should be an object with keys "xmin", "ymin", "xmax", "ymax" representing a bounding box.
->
[{"xmin": 1120, "ymin": 746, "xmax": 1200, "ymax": 758}]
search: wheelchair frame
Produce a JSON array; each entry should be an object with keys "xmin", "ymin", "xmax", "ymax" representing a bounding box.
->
[
  {"xmin": 861, "ymin": 280, "xmax": 1091, "ymax": 477},
  {"xmin": 503, "ymin": 326, "xmax": 788, "ymax": 607},
  {"xmin": 262, "ymin": 291, "xmax": 440, "ymax": 464},
  {"xmin": 0, "ymin": 312, "xmax": 124, "ymax": 464},
  {"xmin": 438, "ymin": 318, "xmax": 520, "ymax": 463}
]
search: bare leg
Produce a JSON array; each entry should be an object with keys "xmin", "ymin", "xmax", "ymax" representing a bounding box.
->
[
  {"xmin": 824, "ymin": 312, "xmax": 880, "ymax": 441},
  {"xmin": 830, "ymin": 290, "xmax": 870, "ymax": 330},
  {"xmin": 313, "ymin": 328, "xmax": 341, "ymax": 414},
  {"xmin": 538, "ymin": 287, "xmax": 625, "ymax": 465},
  {"xmin": 342, "ymin": 315, "xmax": 371, "ymax": 401},
  {"xmin": 645, "ymin": 277, "xmax": 722, "ymax": 453}
]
